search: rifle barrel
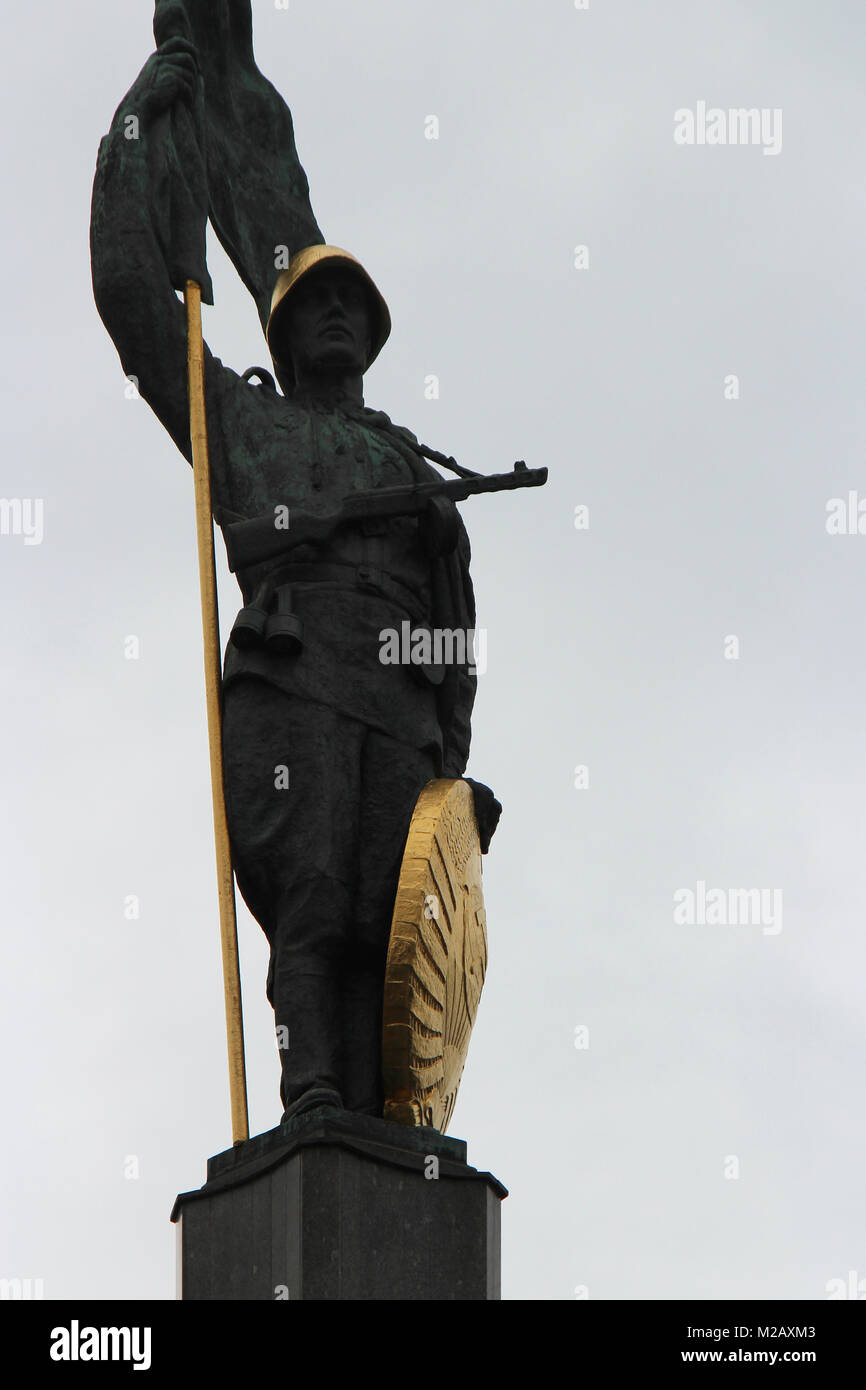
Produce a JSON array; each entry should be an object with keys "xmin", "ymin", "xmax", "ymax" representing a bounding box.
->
[{"xmin": 224, "ymin": 464, "xmax": 548, "ymax": 572}]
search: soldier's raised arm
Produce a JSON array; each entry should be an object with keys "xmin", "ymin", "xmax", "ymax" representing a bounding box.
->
[{"xmin": 90, "ymin": 36, "xmax": 228, "ymax": 460}]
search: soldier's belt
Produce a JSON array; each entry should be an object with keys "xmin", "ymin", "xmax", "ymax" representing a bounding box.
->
[
  {"xmin": 274, "ymin": 561, "xmax": 429, "ymax": 621},
  {"xmin": 229, "ymin": 561, "xmax": 430, "ymax": 655}
]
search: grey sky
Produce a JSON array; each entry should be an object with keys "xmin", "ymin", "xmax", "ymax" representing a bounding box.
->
[{"xmin": 1, "ymin": 0, "xmax": 864, "ymax": 1300}]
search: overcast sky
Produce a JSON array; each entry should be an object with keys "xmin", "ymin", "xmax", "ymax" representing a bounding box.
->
[{"xmin": 2, "ymin": 0, "xmax": 865, "ymax": 1301}]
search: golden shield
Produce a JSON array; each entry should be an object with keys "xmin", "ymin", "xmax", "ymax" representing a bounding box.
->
[{"xmin": 382, "ymin": 779, "xmax": 488, "ymax": 1132}]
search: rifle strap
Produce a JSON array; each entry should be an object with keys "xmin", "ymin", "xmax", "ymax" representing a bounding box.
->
[{"xmin": 343, "ymin": 403, "xmax": 481, "ymax": 480}]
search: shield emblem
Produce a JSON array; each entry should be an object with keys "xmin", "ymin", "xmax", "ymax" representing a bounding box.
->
[{"xmin": 382, "ymin": 779, "xmax": 488, "ymax": 1132}]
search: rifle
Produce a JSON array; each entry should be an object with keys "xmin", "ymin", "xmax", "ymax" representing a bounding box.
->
[{"xmin": 223, "ymin": 461, "xmax": 548, "ymax": 573}]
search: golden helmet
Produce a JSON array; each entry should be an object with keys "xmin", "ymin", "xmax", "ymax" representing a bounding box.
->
[{"xmin": 266, "ymin": 245, "xmax": 392, "ymax": 373}]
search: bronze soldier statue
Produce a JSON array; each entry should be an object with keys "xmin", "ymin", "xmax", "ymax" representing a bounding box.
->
[{"xmin": 91, "ymin": 11, "xmax": 540, "ymax": 1124}]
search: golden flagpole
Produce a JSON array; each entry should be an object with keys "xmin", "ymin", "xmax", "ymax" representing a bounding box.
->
[{"xmin": 184, "ymin": 278, "xmax": 250, "ymax": 1146}]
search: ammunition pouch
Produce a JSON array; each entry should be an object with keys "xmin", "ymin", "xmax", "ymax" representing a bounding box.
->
[{"xmin": 229, "ymin": 563, "xmax": 439, "ymax": 686}]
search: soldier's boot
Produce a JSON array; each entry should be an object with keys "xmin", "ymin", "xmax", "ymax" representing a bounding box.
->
[
  {"xmin": 274, "ymin": 970, "xmax": 344, "ymax": 1119},
  {"xmin": 338, "ymin": 966, "xmax": 386, "ymax": 1116}
]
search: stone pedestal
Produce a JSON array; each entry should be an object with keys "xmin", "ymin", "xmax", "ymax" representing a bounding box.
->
[{"xmin": 171, "ymin": 1107, "xmax": 506, "ymax": 1300}]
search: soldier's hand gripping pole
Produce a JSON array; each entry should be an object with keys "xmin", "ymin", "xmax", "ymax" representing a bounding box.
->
[{"xmin": 185, "ymin": 280, "xmax": 250, "ymax": 1146}]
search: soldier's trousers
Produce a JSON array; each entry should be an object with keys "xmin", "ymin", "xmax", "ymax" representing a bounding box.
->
[{"xmin": 222, "ymin": 678, "xmax": 438, "ymax": 1115}]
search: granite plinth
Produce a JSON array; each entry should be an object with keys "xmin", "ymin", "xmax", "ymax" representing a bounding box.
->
[{"xmin": 172, "ymin": 1107, "xmax": 506, "ymax": 1301}]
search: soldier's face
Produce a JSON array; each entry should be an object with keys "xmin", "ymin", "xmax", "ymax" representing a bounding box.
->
[{"xmin": 282, "ymin": 269, "xmax": 373, "ymax": 380}]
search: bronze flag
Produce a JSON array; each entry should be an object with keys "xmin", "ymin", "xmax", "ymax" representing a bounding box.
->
[{"xmin": 153, "ymin": 0, "xmax": 324, "ymax": 328}]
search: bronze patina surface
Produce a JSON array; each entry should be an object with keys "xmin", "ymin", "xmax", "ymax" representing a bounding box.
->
[{"xmin": 90, "ymin": 0, "xmax": 536, "ymax": 1131}]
